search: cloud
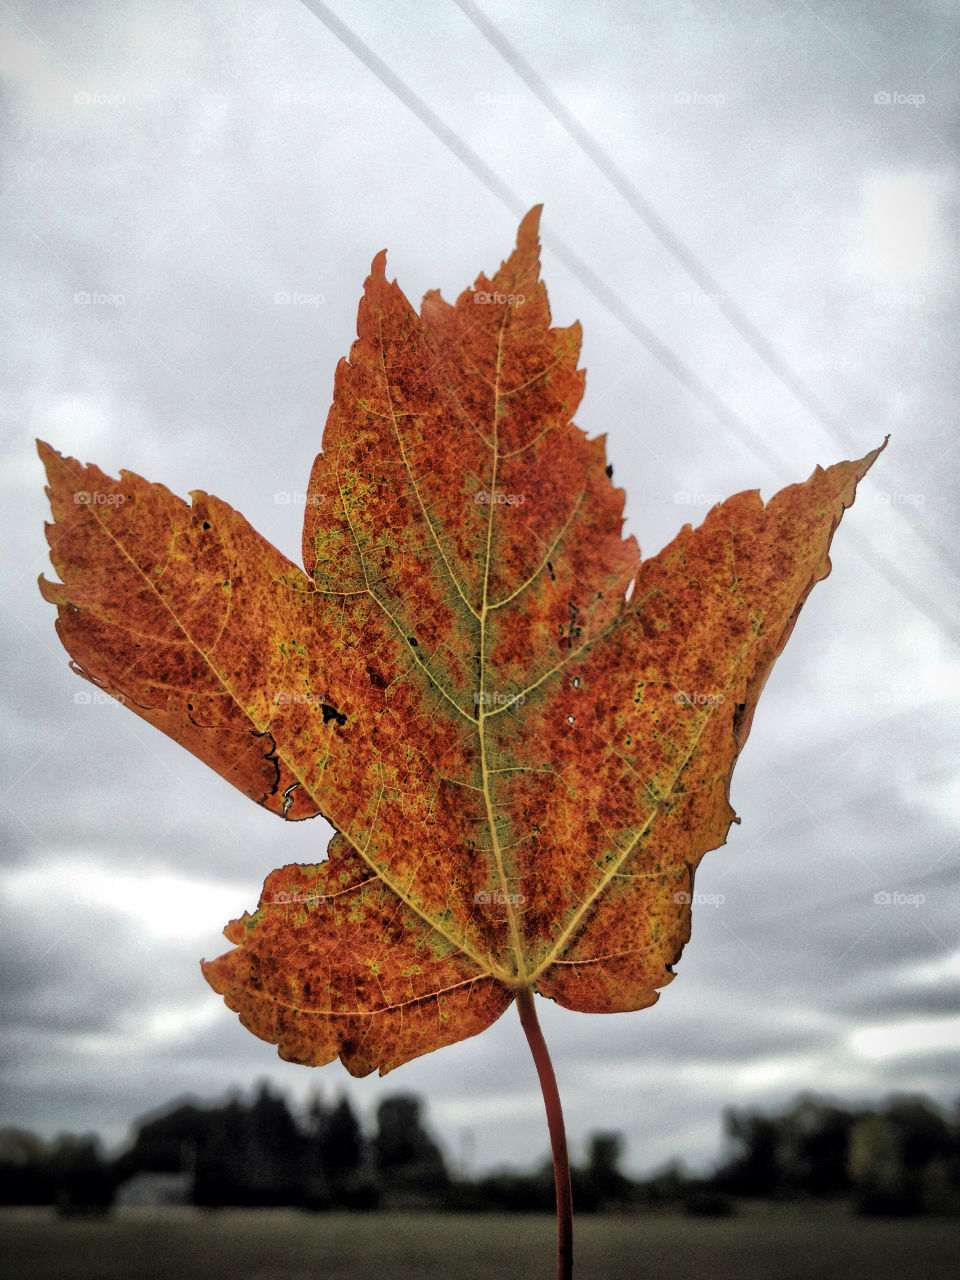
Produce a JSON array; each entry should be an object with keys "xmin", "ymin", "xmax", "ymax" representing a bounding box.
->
[{"xmin": 1, "ymin": 0, "xmax": 957, "ymax": 1177}]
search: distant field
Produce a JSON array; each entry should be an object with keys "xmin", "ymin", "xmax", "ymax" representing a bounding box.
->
[{"xmin": 1, "ymin": 1205, "xmax": 958, "ymax": 1280}]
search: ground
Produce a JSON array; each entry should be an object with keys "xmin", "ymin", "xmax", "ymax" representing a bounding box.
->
[{"xmin": 1, "ymin": 1203, "xmax": 958, "ymax": 1279}]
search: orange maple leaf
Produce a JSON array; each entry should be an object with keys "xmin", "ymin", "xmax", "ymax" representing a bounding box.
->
[{"xmin": 39, "ymin": 208, "xmax": 884, "ymax": 1077}]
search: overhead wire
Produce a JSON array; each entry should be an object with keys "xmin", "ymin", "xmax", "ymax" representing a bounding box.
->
[
  {"xmin": 294, "ymin": 0, "xmax": 960, "ymax": 647},
  {"xmin": 452, "ymin": 0, "xmax": 959, "ymax": 578}
]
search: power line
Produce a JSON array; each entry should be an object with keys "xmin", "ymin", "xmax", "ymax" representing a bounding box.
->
[
  {"xmin": 293, "ymin": 0, "xmax": 960, "ymax": 647},
  {"xmin": 452, "ymin": 0, "xmax": 959, "ymax": 579}
]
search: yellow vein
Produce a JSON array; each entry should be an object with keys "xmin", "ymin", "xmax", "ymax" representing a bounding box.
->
[
  {"xmin": 485, "ymin": 612, "xmax": 622, "ymax": 719},
  {"xmin": 528, "ymin": 645, "xmax": 751, "ymax": 982},
  {"xmin": 488, "ymin": 488, "xmax": 586, "ymax": 611},
  {"xmin": 54, "ymin": 480, "xmax": 499, "ymax": 980},
  {"xmin": 477, "ymin": 313, "xmax": 527, "ymax": 980},
  {"xmin": 265, "ymin": 972, "xmax": 503, "ymax": 1019},
  {"xmin": 375, "ymin": 308, "xmax": 479, "ymax": 619},
  {"xmin": 333, "ymin": 458, "xmax": 476, "ymax": 726}
]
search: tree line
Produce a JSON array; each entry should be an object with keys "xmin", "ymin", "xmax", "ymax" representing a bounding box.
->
[{"xmin": 1, "ymin": 1087, "xmax": 958, "ymax": 1217}]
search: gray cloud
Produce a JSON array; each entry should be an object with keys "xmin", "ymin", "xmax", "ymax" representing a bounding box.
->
[{"xmin": 1, "ymin": 0, "xmax": 957, "ymax": 1176}]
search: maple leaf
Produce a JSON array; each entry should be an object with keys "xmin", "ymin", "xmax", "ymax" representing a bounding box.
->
[{"xmin": 39, "ymin": 208, "xmax": 884, "ymax": 1080}]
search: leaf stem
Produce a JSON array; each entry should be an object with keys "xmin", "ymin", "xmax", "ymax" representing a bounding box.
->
[{"xmin": 516, "ymin": 986, "xmax": 573, "ymax": 1280}]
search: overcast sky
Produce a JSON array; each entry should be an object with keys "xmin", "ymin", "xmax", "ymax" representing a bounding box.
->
[{"xmin": 1, "ymin": 0, "xmax": 958, "ymax": 1178}]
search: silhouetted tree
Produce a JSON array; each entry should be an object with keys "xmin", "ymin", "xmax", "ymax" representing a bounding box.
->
[
  {"xmin": 0, "ymin": 1129, "xmax": 55, "ymax": 1205},
  {"xmin": 573, "ymin": 1131, "xmax": 632, "ymax": 1211},
  {"xmin": 719, "ymin": 1109, "xmax": 780, "ymax": 1195},
  {"xmin": 302, "ymin": 1092, "xmax": 374, "ymax": 1208},
  {"xmin": 476, "ymin": 1162, "xmax": 555, "ymax": 1212},
  {"xmin": 373, "ymin": 1094, "xmax": 449, "ymax": 1200},
  {"xmin": 776, "ymin": 1099, "xmax": 856, "ymax": 1196},
  {"xmin": 849, "ymin": 1114, "xmax": 912, "ymax": 1214},
  {"xmin": 50, "ymin": 1134, "xmax": 114, "ymax": 1215}
]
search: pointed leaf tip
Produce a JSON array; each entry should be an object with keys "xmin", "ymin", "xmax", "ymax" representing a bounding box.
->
[{"xmin": 38, "ymin": 211, "xmax": 885, "ymax": 1072}]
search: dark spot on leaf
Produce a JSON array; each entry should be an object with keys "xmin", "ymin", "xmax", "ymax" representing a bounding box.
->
[
  {"xmin": 605, "ymin": 464, "xmax": 613, "ymax": 478},
  {"xmin": 321, "ymin": 702, "xmax": 347, "ymax": 727},
  {"xmin": 202, "ymin": 521, "xmax": 211, "ymax": 530},
  {"xmin": 408, "ymin": 636, "xmax": 418, "ymax": 647}
]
